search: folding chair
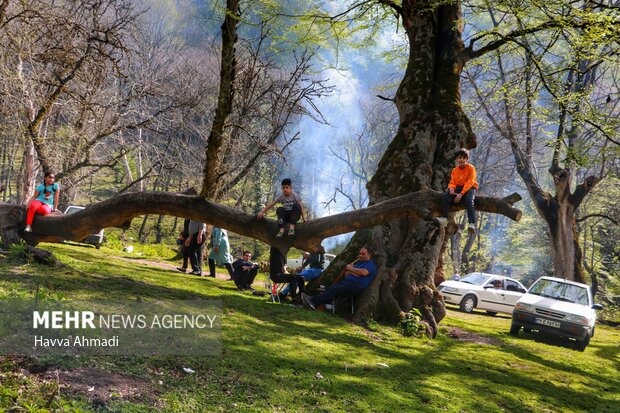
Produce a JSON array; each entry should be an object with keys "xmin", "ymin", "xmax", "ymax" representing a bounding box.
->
[
  {"xmin": 330, "ymin": 296, "xmax": 357, "ymax": 314},
  {"xmin": 269, "ymin": 282, "xmax": 285, "ymax": 303}
]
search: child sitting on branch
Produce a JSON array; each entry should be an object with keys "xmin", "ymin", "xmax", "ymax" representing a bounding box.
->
[
  {"xmin": 24, "ymin": 172, "xmax": 60, "ymax": 233},
  {"xmin": 436, "ymin": 148, "xmax": 479, "ymax": 233},
  {"xmin": 257, "ymin": 178, "xmax": 306, "ymax": 238}
]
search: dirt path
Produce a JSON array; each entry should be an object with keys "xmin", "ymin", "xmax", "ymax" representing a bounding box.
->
[{"xmin": 117, "ymin": 256, "xmax": 232, "ymax": 280}]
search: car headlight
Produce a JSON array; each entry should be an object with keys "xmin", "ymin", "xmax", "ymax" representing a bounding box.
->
[
  {"xmin": 515, "ymin": 302, "xmax": 535, "ymax": 313},
  {"xmin": 564, "ymin": 314, "xmax": 588, "ymax": 325},
  {"xmin": 441, "ymin": 286, "xmax": 458, "ymax": 293}
]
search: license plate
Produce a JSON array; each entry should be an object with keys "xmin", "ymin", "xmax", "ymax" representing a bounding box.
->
[{"xmin": 535, "ymin": 318, "xmax": 560, "ymax": 328}]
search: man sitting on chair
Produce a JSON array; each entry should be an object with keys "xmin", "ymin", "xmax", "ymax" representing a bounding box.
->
[{"xmin": 301, "ymin": 247, "xmax": 377, "ymax": 311}]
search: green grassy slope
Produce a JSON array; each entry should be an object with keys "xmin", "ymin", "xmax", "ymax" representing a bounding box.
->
[{"xmin": 0, "ymin": 243, "xmax": 618, "ymax": 412}]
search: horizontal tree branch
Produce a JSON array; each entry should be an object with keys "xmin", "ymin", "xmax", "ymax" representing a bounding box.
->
[
  {"xmin": 576, "ymin": 213, "xmax": 618, "ymax": 225},
  {"xmin": 0, "ymin": 190, "xmax": 522, "ymax": 253},
  {"xmin": 465, "ymin": 19, "xmax": 587, "ymax": 63}
]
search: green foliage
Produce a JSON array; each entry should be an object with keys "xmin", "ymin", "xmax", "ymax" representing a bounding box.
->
[
  {"xmin": 0, "ymin": 370, "xmax": 90, "ymax": 412},
  {"xmin": 398, "ymin": 308, "xmax": 427, "ymax": 337}
]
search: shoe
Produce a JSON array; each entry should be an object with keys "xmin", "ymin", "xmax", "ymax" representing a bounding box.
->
[
  {"xmin": 301, "ymin": 293, "xmax": 316, "ymax": 310},
  {"xmin": 24, "ymin": 225, "xmax": 32, "ymax": 232},
  {"xmin": 226, "ymin": 278, "xmax": 233, "ymax": 281},
  {"xmin": 288, "ymin": 227, "xmax": 295, "ymax": 236},
  {"xmin": 468, "ymin": 224, "xmax": 476, "ymax": 234},
  {"xmin": 190, "ymin": 271, "xmax": 202, "ymax": 276},
  {"xmin": 435, "ymin": 217, "xmax": 448, "ymax": 227},
  {"xmin": 208, "ymin": 274, "xmax": 216, "ymax": 278},
  {"xmin": 275, "ymin": 231, "xmax": 285, "ymax": 239},
  {"xmin": 176, "ymin": 267, "xmax": 187, "ymax": 273}
]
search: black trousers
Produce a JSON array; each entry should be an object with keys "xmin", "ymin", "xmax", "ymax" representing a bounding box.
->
[
  {"xmin": 208, "ymin": 259, "xmax": 234, "ymax": 278},
  {"xmin": 181, "ymin": 245, "xmax": 190, "ymax": 268},
  {"xmin": 441, "ymin": 186, "xmax": 476, "ymax": 224},
  {"xmin": 188, "ymin": 234, "xmax": 205, "ymax": 273},
  {"xmin": 276, "ymin": 204, "xmax": 301, "ymax": 228},
  {"xmin": 270, "ymin": 273, "xmax": 305, "ymax": 297},
  {"xmin": 310, "ymin": 280, "xmax": 363, "ymax": 306},
  {"xmin": 234, "ymin": 267, "xmax": 259, "ymax": 288}
]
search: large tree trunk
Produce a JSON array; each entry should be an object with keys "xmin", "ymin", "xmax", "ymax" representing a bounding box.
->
[
  {"xmin": 17, "ymin": 139, "xmax": 36, "ymax": 205},
  {"xmin": 200, "ymin": 0, "xmax": 239, "ymax": 199},
  {"xmin": 530, "ymin": 169, "xmax": 596, "ymax": 283},
  {"xmin": 320, "ymin": 1, "xmax": 476, "ymax": 335}
]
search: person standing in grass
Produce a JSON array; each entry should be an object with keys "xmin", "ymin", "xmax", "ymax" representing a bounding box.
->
[
  {"xmin": 208, "ymin": 227, "xmax": 234, "ymax": 279},
  {"xmin": 436, "ymin": 148, "xmax": 479, "ymax": 233},
  {"xmin": 176, "ymin": 218, "xmax": 191, "ymax": 273},
  {"xmin": 257, "ymin": 178, "xmax": 306, "ymax": 238},
  {"xmin": 186, "ymin": 219, "xmax": 206, "ymax": 276},
  {"xmin": 24, "ymin": 172, "xmax": 60, "ymax": 232}
]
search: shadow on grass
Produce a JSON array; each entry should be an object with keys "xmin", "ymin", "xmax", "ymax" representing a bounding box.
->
[{"xmin": 3, "ymin": 246, "xmax": 618, "ymax": 412}]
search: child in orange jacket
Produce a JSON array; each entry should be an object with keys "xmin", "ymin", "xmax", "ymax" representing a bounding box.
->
[{"xmin": 436, "ymin": 148, "xmax": 478, "ymax": 233}]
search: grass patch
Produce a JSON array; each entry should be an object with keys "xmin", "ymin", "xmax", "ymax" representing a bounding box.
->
[{"xmin": 0, "ymin": 243, "xmax": 618, "ymax": 412}]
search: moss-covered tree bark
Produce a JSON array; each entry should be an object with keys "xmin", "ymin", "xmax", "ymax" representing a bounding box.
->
[{"xmin": 319, "ymin": 1, "xmax": 477, "ymax": 335}]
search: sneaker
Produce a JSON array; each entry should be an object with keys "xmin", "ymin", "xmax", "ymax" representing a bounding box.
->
[
  {"xmin": 468, "ymin": 224, "xmax": 476, "ymax": 234},
  {"xmin": 24, "ymin": 225, "xmax": 32, "ymax": 232},
  {"xmin": 301, "ymin": 293, "xmax": 316, "ymax": 310},
  {"xmin": 435, "ymin": 217, "xmax": 448, "ymax": 227},
  {"xmin": 176, "ymin": 267, "xmax": 187, "ymax": 273},
  {"xmin": 288, "ymin": 227, "xmax": 295, "ymax": 236},
  {"xmin": 275, "ymin": 231, "xmax": 285, "ymax": 239},
  {"xmin": 190, "ymin": 271, "xmax": 202, "ymax": 276}
]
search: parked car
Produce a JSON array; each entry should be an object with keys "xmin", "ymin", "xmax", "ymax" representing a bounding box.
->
[
  {"xmin": 286, "ymin": 253, "xmax": 335, "ymax": 271},
  {"xmin": 64, "ymin": 205, "xmax": 104, "ymax": 249},
  {"xmin": 438, "ymin": 272, "xmax": 527, "ymax": 315},
  {"xmin": 510, "ymin": 276, "xmax": 602, "ymax": 351}
]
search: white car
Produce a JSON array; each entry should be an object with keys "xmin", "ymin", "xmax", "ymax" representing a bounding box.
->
[
  {"xmin": 510, "ymin": 276, "xmax": 603, "ymax": 351},
  {"xmin": 286, "ymin": 253, "xmax": 335, "ymax": 270},
  {"xmin": 438, "ymin": 272, "xmax": 527, "ymax": 315}
]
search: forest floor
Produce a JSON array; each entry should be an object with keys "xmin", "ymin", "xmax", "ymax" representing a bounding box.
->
[{"xmin": 0, "ymin": 242, "xmax": 618, "ymax": 412}]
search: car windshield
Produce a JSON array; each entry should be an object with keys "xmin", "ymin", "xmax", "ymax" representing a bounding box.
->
[
  {"xmin": 528, "ymin": 279, "xmax": 589, "ymax": 306},
  {"xmin": 459, "ymin": 273, "xmax": 491, "ymax": 286}
]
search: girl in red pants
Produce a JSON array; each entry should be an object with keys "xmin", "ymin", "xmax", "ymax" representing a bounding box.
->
[{"xmin": 24, "ymin": 172, "xmax": 60, "ymax": 232}]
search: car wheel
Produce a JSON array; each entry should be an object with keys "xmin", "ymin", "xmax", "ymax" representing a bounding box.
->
[
  {"xmin": 486, "ymin": 311, "xmax": 497, "ymax": 316},
  {"xmin": 591, "ymin": 326, "xmax": 595, "ymax": 338},
  {"xmin": 459, "ymin": 295, "xmax": 477, "ymax": 313},
  {"xmin": 574, "ymin": 333, "xmax": 590, "ymax": 352},
  {"xmin": 95, "ymin": 243, "xmax": 101, "ymax": 250},
  {"xmin": 509, "ymin": 322, "xmax": 521, "ymax": 336}
]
